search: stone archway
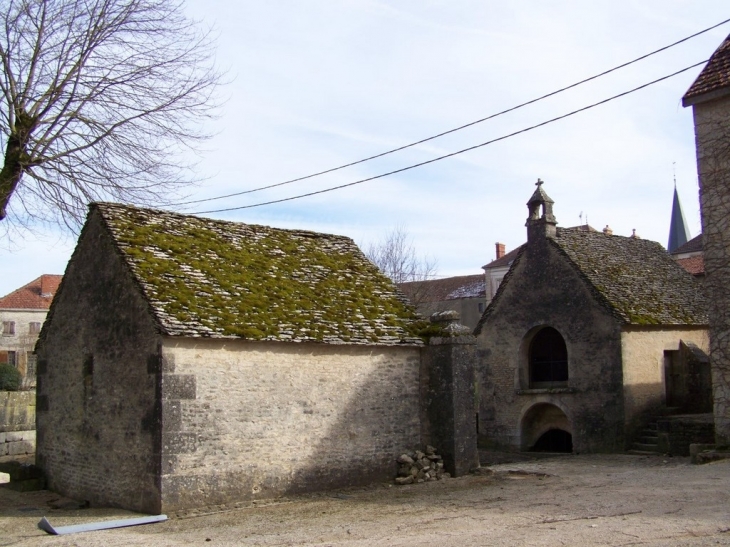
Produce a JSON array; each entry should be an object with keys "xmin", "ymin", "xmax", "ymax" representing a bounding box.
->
[{"xmin": 521, "ymin": 402, "xmax": 573, "ymax": 453}]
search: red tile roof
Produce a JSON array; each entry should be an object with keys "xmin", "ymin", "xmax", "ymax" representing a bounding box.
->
[
  {"xmin": 0, "ymin": 275, "xmax": 63, "ymax": 310},
  {"xmin": 683, "ymin": 34, "xmax": 730, "ymax": 106},
  {"xmin": 675, "ymin": 255, "xmax": 705, "ymax": 276}
]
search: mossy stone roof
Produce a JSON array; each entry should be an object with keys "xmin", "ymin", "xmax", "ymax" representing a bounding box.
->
[
  {"xmin": 551, "ymin": 229, "xmax": 707, "ymax": 326},
  {"xmin": 94, "ymin": 203, "xmax": 422, "ymax": 345},
  {"xmin": 477, "ymin": 229, "xmax": 707, "ymax": 333}
]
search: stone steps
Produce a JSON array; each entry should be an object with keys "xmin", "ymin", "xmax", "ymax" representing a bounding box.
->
[{"xmin": 630, "ymin": 422, "xmax": 661, "ymax": 455}]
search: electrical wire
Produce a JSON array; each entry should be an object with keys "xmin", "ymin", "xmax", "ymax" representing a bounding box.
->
[
  {"xmin": 175, "ymin": 17, "xmax": 730, "ymax": 207},
  {"xmin": 192, "ymin": 59, "xmax": 708, "ymax": 215}
]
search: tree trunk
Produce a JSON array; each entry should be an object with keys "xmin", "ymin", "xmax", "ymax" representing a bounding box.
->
[{"xmin": 0, "ymin": 134, "xmax": 26, "ymax": 220}]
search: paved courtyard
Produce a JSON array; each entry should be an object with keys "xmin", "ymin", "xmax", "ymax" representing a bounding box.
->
[{"xmin": 1, "ymin": 454, "xmax": 729, "ymax": 546}]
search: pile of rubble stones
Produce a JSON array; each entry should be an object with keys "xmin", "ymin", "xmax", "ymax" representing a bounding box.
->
[{"xmin": 395, "ymin": 446, "xmax": 450, "ymax": 485}]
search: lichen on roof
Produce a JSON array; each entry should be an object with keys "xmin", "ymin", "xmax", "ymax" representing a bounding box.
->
[
  {"xmin": 93, "ymin": 203, "xmax": 423, "ymax": 345},
  {"xmin": 551, "ymin": 229, "xmax": 707, "ymax": 326}
]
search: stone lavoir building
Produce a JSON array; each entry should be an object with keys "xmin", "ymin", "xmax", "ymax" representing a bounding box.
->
[
  {"xmin": 36, "ymin": 203, "xmax": 481, "ymax": 513},
  {"xmin": 475, "ymin": 182, "xmax": 709, "ymax": 453}
]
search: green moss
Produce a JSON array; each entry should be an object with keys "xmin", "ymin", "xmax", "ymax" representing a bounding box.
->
[{"xmin": 104, "ymin": 207, "xmax": 420, "ymax": 343}]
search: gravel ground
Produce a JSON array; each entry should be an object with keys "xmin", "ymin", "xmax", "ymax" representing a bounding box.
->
[{"xmin": 1, "ymin": 453, "xmax": 729, "ymax": 546}]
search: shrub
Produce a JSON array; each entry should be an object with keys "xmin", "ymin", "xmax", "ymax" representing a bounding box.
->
[{"xmin": 0, "ymin": 363, "xmax": 22, "ymax": 391}]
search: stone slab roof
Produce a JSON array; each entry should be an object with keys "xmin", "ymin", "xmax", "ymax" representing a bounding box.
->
[
  {"xmin": 552, "ymin": 229, "xmax": 707, "ymax": 325},
  {"xmin": 683, "ymin": 34, "xmax": 730, "ymax": 106},
  {"xmin": 0, "ymin": 275, "xmax": 63, "ymax": 310},
  {"xmin": 398, "ymin": 274, "xmax": 484, "ymax": 303},
  {"xmin": 94, "ymin": 203, "xmax": 423, "ymax": 345}
]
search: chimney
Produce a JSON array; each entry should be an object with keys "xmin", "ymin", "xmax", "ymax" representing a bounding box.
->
[
  {"xmin": 495, "ymin": 242, "xmax": 505, "ymax": 260},
  {"xmin": 630, "ymin": 229, "xmax": 640, "ymax": 239},
  {"xmin": 602, "ymin": 225, "xmax": 613, "ymax": 236},
  {"xmin": 40, "ymin": 275, "xmax": 56, "ymax": 298}
]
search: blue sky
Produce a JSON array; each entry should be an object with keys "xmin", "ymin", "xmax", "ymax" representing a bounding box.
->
[{"xmin": 1, "ymin": 1, "xmax": 728, "ymax": 296}]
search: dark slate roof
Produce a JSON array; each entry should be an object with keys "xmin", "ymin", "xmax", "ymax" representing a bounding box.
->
[
  {"xmin": 0, "ymin": 275, "xmax": 63, "ymax": 310},
  {"xmin": 551, "ymin": 229, "xmax": 707, "ymax": 326},
  {"xmin": 398, "ymin": 274, "xmax": 484, "ymax": 303},
  {"xmin": 683, "ymin": 34, "xmax": 730, "ymax": 106},
  {"xmin": 671, "ymin": 234, "xmax": 703, "ymax": 256},
  {"xmin": 93, "ymin": 203, "xmax": 422, "ymax": 345}
]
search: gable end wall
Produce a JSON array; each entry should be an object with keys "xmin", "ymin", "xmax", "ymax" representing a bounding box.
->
[
  {"xmin": 35, "ymin": 210, "xmax": 163, "ymax": 513},
  {"xmin": 476, "ymin": 239, "xmax": 626, "ymax": 453}
]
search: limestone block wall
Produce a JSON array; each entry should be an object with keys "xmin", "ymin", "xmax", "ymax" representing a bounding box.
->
[
  {"xmin": 691, "ymin": 98, "xmax": 730, "ymax": 444},
  {"xmin": 620, "ymin": 327, "xmax": 709, "ymax": 436},
  {"xmin": 159, "ymin": 338, "xmax": 421, "ymax": 512},
  {"xmin": 0, "ymin": 391, "xmax": 36, "ymax": 456}
]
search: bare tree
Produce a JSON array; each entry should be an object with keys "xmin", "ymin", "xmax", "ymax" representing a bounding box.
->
[
  {"xmin": 0, "ymin": 0, "xmax": 221, "ymax": 229},
  {"xmin": 364, "ymin": 226, "xmax": 437, "ymax": 308}
]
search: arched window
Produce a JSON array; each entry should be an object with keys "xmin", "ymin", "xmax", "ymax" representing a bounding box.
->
[{"xmin": 529, "ymin": 327, "xmax": 568, "ymax": 388}]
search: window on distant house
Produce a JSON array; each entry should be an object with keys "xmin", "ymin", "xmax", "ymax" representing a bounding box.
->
[
  {"xmin": 2, "ymin": 321, "xmax": 15, "ymax": 336},
  {"xmin": 7, "ymin": 351, "xmax": 16, "ymax": 367},
  {"xmin": 529, "ymin": 327, "xmax": 568, "ymax": 388},
  {"xmin": 29, "ymin": 322, "xmax": 41, "ymax": 335},
  {"xmin": 478, "ymin": 302, "xmax": 485, "ymax": 313}
]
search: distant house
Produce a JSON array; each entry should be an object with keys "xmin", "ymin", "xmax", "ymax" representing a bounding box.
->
[
  {"xmin": 399, "ymin": 274, "xmax": 486, "ymax": 330},
  {"xmin": 0, "ymin": 275, "xmax": 62, "ymax": 386},
  {"xmin": 36, "ymin": 203, "xmax": 425, "ymax": 513},
  {"xmin": 483, "ymin": 243, "xmax": 520, "ymax": 302},
  {"xmin": 475, "ymin": 182, "xmax": 709, "ymax": 453}
]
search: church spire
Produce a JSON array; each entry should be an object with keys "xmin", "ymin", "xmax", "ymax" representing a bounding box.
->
[{"xmin": 667, "ymin": 184, "xmax": 690, "ymax": 252}]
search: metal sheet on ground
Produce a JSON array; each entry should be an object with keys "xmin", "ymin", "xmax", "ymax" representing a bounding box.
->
[{"xmin": 37, "ymin": 514, "xmax": 168, "ymax": 535}]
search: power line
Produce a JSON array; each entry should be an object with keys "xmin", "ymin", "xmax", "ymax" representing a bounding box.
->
[
  {"xmin": 176, "ymin": 17, "xmax": 730, "ymax": 208},
  {"xmin": 192, "ymin": 60, "xmax": 708, "ymax": 215}
]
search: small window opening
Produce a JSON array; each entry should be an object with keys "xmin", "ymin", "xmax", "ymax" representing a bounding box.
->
[
  {"xmin": 2, "ymin": 321, "xmax": 15, "ymax": 336},
  {"xmin": 529, "ymin": 327, "xmax": 568, "ymax": 388}
]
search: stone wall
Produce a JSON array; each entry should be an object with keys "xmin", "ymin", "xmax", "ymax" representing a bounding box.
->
[
  {"xmin": 159, "ymin": 338, "xmax": 422, "ymax": 512},
  {"xmin": 476, "ymin": 239, "xmax": 626, "ymax": 453},
  {"xmin": 690, "ymin": 96, "xmax": 730, "ymax": 445},
  {"xmin": 35, "ymin": 210, "xmax": 163, "ymax": 514},
  {"xmin": 656, "ymin": 414, "xmax": 715, "ymax": 456},
  {"xmin": 620, "ymin": 327, "xmax": 709, "ymax": 438},
  {"xmin": 0, "ymin": 391, "xmax": 35, "ymax": 456}
]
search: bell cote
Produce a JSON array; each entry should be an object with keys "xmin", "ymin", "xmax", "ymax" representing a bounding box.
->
[{"xmin": 526, "ymin": 179, "xmax": 557, "ymax": 241}]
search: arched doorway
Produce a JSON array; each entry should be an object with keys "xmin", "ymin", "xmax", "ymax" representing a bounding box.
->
[{"xmin": 521, "ymin": 403, "xmax": 573, "ymax": 453}]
